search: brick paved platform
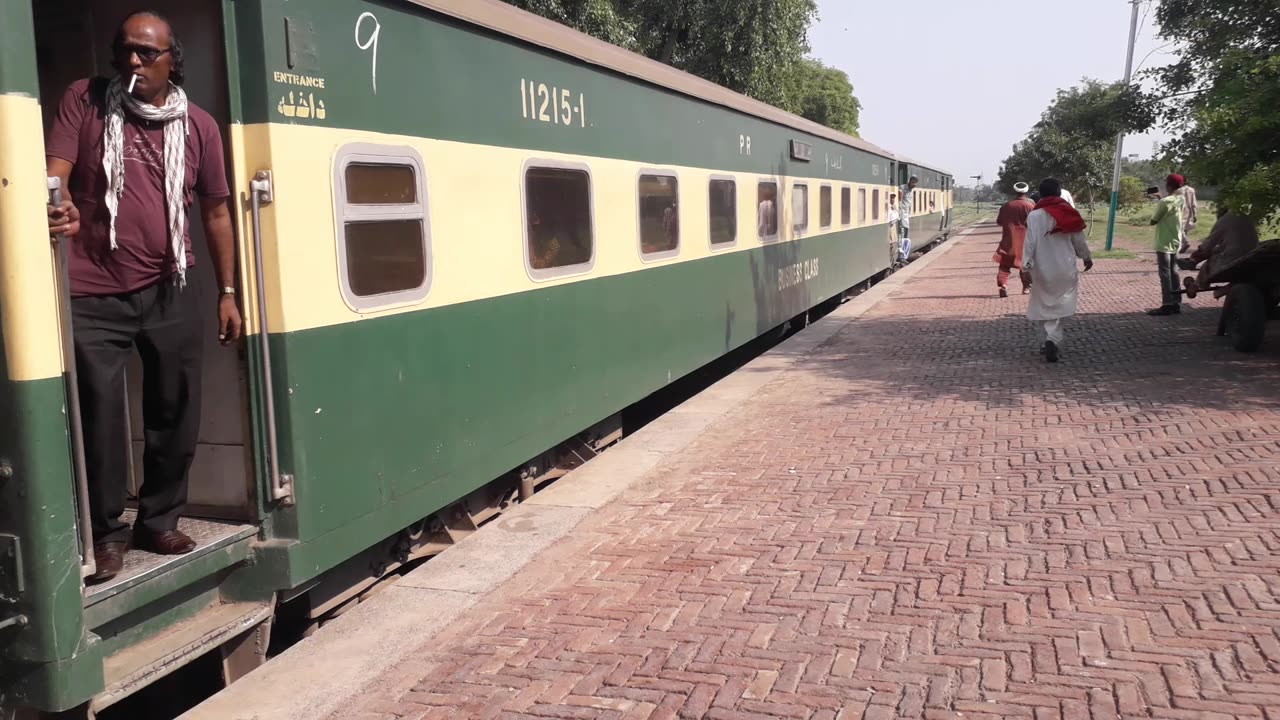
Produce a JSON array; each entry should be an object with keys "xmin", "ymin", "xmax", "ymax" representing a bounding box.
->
[{"xmin": 308, "ymin": 225, "xmax": 1280, "ymax": 720}]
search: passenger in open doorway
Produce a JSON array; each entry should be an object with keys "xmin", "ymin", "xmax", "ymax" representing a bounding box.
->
[
  {"xmin": 45, "ymin": 10, "xmax": 242, "ymax": 582},
  {"xmin": 898, "ymin": 175, "xmax": 918, "ymax": 263},
  {"xmin": 1021, "ymin": 178, "xmax": 1093, "ymax": 363},
  {"xmin": 994, "ymin": 182, "xmax": 1034, "ymax": 297},
  {"xmin": 887, "ymin": 194, "xmax": 899, "ymax": 259}
]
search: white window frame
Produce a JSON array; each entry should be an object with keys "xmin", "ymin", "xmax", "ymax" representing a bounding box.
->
[
  {"xmin": 819, "ymin": 183, "xmax": 833, "ymax": 230},
  {"xmin": 637, "ymin": 168, "xmax": 681, "ymax": 263},
  {"xmin": 522, "ymin": 158, "xmax": 597, "ymax": 282},
  {"xmin": 708, "ymin": 174, "xmax": 738, "ymax": 251},
  {"xmin": 756, "ymin": 177, "xmax": 782, "ymax": 244},
  {"xmin": 841, "ymin": 185, "xmax": 853, "ymax": 228},
  {"xmin": 792, "ymin": 181, "xmax": 809, "ymax": 236},
  {"xmin": 333, "ymin": 143, "xmax": 432, "ymax": 313}
]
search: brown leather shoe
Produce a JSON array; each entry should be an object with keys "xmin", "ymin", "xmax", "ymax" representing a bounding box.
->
[
  {"xmin": 131, "ymin": 528, "xmax": 197, "ymax": 555},
  {"xmin": 90, "ymin": 542, "xmax": 126, "ymax": 583}
]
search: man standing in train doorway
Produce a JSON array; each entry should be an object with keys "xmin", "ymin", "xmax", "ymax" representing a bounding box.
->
[
  {"xmin": 897, "ymin": 174, "xmax": 918, "ymax": 263},
  {"xmin": 45, "ymin": 10, "xmax": 242, "ymax": 582}
]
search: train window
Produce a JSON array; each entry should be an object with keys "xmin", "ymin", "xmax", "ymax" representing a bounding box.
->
[
  {"xmin": 872, "ymin": 189, "xmax": 880, "ymax": 221},
  {"xmin": 638, "ymin": 172, "xmax": 679, "ymax": 259},
  {"xmin": 334, "ymin": 144, "xmax": 430, "ymax": 309},
  {"xmin": 792, "ymin": 183, "xmax": 809, "ymax": 234},
  {"xmin": 858, "ymin": 188, "xmax": 867, "ymax": 224},
  {"xmin": 758, "ymin": 181, "xmax": 779, "ymax": 241},
  {"xmin": 709, "ymin": 177, "xmax": 737, "ymax": 248},
  {"xmin": 819, "ymin": 185, "xmax": 833, "ymax": 229},
  {"xmin": 525, "ymin": 163, "xmax": 595, "ymax": 277},
  {"xmin": 841, "ymin": 187, "xmax": 852, "ymax": 226}
]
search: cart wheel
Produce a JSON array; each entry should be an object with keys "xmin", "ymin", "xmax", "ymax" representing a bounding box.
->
[{"xmin": 1226, "ymin": 283, "xmax": 1266, "ymax": 352}]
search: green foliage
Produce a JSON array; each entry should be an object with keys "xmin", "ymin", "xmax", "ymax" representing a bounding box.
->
[
  {"xmin": 1149, "ymin": 0, "xmax": 1280, "ymax": 221},
  {"xmin": 503, "ymin": 0, "xmax": 636, "ymax": 47},
  {"xmin": 784, "ymin": 59, "xmax": 861, "ymax": 136},
  {"xmin": 504, "ymin": 0, "xmax": 860, "ymax": 136},
  {"xmin": 1118, "ymin": 175, "xmax": 1147, "ymax": 208},
  {"xmin": 996, "ymin": 79, "xmax": 1156, "ymax": 200}
]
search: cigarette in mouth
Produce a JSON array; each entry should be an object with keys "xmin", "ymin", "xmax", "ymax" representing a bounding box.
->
[{"xmin": 128, "ymin": 74, "xmax": 139, "ymax": 93}]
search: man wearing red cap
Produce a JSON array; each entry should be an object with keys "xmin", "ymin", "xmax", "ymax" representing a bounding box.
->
[
  {"xmin": 1148, "ymin": 175, "xmax": 1187, "ymax": 315},
  {"xmin": 1168, "ymin": 174, "xmax": 1198, "ymax": 253}
]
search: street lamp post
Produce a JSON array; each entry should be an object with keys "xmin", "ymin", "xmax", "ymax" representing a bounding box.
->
[
  {"xmin": 1105, "ymin": 0, "xmax": 1142, "ymax": 251},
  {"xmin": 971, "ymin": 174, "xmax": 982, "ymax": 216}
]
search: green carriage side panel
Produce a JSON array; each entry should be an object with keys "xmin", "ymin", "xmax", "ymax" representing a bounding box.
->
[
  {"xmin": 0, "ymin": 377, "xmax": 104, "ymax": 713},
  {"xmin": 263, "ymin": 227, "xmax": 885, "ymax": 583},
  {"xmin": 0, "ymin": 1, "xmax": 38, "ymax": 96},
  {"xmin": 0, "ymin": 1, "xmax": 103, "ymax": 713},
  {"xmin": 235, "ymin": 0, "xmax": 892, "ymax": 182}
]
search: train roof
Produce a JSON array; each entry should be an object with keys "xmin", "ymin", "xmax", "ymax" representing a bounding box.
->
[{"xmin": 410, "ymin": 0, "xmax": 935, "ymax": 168}]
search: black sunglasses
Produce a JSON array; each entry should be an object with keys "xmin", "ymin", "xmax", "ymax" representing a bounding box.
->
[{"xmin": 116, "ymin": 44, "xmax": 171, "ymax": 64}]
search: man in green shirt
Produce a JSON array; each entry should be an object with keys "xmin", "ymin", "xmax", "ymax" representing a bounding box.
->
[{"xmin": 1148, "ymin": 176, "xmax": 1187, "ymax": 316}]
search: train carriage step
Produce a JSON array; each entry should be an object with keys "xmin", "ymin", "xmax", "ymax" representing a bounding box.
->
[
  {"xmin": 84, "ymin": 515, "xmax": 257, "ymax": 627},
  {"xmin": 92, "ymin": 601, "xmax": 273, "ymax": 714}
]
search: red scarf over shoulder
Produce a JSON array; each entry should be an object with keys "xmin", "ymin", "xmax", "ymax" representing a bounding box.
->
[{"xmin": 1034, "ymin": 196, "xmax": 1087, "ymax": 234}]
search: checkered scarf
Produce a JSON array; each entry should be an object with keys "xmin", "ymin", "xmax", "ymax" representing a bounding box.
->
[{"xmin": 102, "ymin": 77, "xmax": 191, "ymax": 286}]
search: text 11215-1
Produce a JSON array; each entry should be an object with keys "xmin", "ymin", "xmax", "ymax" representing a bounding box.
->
[{"xmin": 521, "ymin": 79, "xmax": 586, "ymax": 128}]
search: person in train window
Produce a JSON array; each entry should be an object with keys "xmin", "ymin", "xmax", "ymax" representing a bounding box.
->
[
  {"xmin": 662, "ymin": 201, "xmax": 678, "ymax": 248},
  {"xmin": 44, "ymin": 11, "xmax": 242, "ymax": 581},
  {"xmin": 529, "ymin": 212, "xmax": 559, "ymax": 269},
  {"xmin": 1021, "ymin": 177, "xmax": 1093, "ymax": 363},
  {"xmin": 758, "ymin": 190, "xmax": 777, "ymax": 237},
  {"xmin": 897, "ymin": 175, "xmax": 918, "ymax": 262},
  {"xmin": 993, "ymin": 182, "xmax": 1034, "ymax": 298}
]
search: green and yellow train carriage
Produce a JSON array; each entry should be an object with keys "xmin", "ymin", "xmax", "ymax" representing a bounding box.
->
[{"xmin": 0, "ymin": 0, "xmax": 952, "ymax": 715}]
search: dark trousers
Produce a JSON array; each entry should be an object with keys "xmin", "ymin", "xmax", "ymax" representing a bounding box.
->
[
  {"xmin": 72, "ymin": 282, "xmax": 203, "ymax": 546},
  {"xmin": 1156, "ymin": 252, "xmax": 1181, "ymax": 307}
]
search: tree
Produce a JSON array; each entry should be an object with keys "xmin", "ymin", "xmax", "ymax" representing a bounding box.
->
[
  {"xmin": 1149, "ymin": 0, "xmax": 1280, "ymax": 221},
  {"xmin": 1118, "ymin": 175, "xmax": 1147, "ymax": 209},
  {"xmin": 784, "ymin": 59, "xmax": 861, "ymax": 136},
  {"xmin": 504, "ymin": 0, "xmax": 635, "ymax": 48},
  {"xmin": 503, "ymin": 0, "xmax": 861, "ymax": 136},
  {"xmin": 996, "ymin": 79, "xmax": 1156, "ymax": 204}
]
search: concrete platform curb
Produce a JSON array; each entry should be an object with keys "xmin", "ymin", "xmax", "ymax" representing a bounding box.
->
[{"xmin": 180, "ymin": 227, "xmax": 977, "ymax": 720}]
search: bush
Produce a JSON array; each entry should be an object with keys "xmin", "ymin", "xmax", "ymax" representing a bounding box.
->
[{"xmin": 1118, "ymin": 176, "xmax": 1146, "ymax": 208}]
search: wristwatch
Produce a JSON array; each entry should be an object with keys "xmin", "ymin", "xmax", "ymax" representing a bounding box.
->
[{"xmin": 219, "ymin": 286, "xmax": 236, "ymax": 296}]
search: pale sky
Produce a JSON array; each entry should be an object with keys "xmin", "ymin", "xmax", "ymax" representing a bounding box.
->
[{"xmin": 807, "ymin": 0, "xmax": 1175, "ymax": 185}]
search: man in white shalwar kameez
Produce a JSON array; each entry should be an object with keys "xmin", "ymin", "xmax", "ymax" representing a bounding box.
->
[{"xmin": 1021, "ymin": 178, "xmax": 1093, "ymax": 363}]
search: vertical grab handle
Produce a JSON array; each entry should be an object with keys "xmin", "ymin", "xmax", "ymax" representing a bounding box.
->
[
  {"xmin": 48, "ymin": 177, "xmax": 97, "ymax": 580},
  {"xmin": 248, "ymin": 171, "xmax": 294, "ymax": 505}
]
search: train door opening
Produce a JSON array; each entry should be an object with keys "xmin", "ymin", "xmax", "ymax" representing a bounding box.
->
[{"xmin": 32, "ymin": 0, "xmax": 257, "ymax": 595}]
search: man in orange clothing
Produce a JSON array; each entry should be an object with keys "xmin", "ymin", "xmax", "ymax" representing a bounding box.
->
[{"xmin": 994, "ymin": 182, "xmax": 1035, "ymax": 297}]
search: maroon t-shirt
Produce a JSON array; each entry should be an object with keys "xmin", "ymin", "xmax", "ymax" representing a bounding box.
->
[{"xmin": 46, "ymin": 78, "xmax": 230, "ymax": 297}]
